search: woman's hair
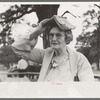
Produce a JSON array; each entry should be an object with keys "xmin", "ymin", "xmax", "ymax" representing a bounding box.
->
[
  {"xmin": 64, "ymin": 30, "xmax": 73, "ymax": 44},
  {"xmin": 48, "ymin": 22, "xmax": 73, "ymax": 44}
]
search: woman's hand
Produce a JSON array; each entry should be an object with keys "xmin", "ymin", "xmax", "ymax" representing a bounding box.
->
[{"xmin": 29, "ymin": 18, "xmax": 50, "ymax": 41}]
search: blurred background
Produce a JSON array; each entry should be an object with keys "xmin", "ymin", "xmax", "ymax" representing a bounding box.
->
[{"xmin": 0, "ymin": 2, "xmax": 100, "ymax": 82}]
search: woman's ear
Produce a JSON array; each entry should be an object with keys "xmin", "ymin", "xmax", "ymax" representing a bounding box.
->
[
  {"xmin": 65, "ymin": 36, "xmax": 70, "ymax": 44},
  {"xmin": 65, "ymin": 31, "xmax": 73, "ymax": 44}
]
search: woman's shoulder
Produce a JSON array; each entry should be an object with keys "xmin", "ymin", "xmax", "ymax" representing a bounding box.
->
[
  {"xmin": 73, "ymin": 49, "xmax": 86, "ymax": 59},
  {"xmin": 66, "ymin": 46, "xmax": 86, "ymax": 59}
]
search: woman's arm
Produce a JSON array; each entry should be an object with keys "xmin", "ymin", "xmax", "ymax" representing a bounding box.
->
[
  {"xmin": 29, "ymin": 18, "xmax": 50, "ymax": 41},
  {"xmin": 77, "ymin": 52, "xmax": 95, "ymax": 81},
  {"xmin": 11, "ymin": 38, "xmax": 45, "ymax": 64},
  {"xmin": 12, "ymin": 18, "xmax": 50, "ymax": 64}
]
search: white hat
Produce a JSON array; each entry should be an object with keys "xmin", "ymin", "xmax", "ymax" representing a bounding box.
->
[
  {"xmin": 54, "ymin": 15, "xmax": 75, "ymax": 30},
  {"xmin": 43, "ymin": 15, "xmax": 75, "ymax": 31}
]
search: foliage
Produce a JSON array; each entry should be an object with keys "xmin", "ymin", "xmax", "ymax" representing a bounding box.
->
[
  {"xmin": 0, "ymin": 4, "xmax": 36, "ymax": 46},
  {"xmin": 0, "ymin": 4, "xmax": 60, "ymax": 69},
  {"xmin": 77, "ymin": 46, "xmax": 91, "ymax": 62},
  {"xmin": 0, "ymin": 4, "xmax": 59, "ymax": 48},
  {"xmin": 0, "ymin": 45, "xmax": 20, "ymax": 68},
  {"xmin": 76, "ymin": 5, "xmax": 100, "ymax": 69}
]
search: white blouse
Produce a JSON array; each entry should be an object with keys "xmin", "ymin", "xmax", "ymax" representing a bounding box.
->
[{"xmin": 44, "ymin": 60, "xmax": 73, "ymax": 82}]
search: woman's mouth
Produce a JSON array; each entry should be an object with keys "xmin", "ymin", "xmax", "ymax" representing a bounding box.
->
[{"xmin": 51, "ymin": 43, "xmax": 58, "ymax": 45}]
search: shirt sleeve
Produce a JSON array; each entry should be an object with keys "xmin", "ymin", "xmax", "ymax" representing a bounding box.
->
[
  {"xmin": 11, "ymin": 46, "xmax": 45, "ymax": 64},
  {"xmin": 77, "ymin": 52, "xmax": 95, "ymax": 81}
]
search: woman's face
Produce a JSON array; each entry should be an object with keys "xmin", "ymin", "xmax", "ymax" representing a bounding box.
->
[{"xmin": 49, "ymin": 27, "xmax": 66, "ymax": 50}]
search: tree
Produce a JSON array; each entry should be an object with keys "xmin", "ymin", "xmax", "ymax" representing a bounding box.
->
[
  {"xmin": 0, "ymin": 4, "xmax": 60, "ymax": 69},
  {"xmin": 0, "ymin": 4, "xmax": 59, "ymax": 48},
  {"xmin": 77, "ymin": 46, "xmax": 91, "ymax": 63},
  {"xmin": 76, "ymin": 5, "xmax": 100, "ymax": 70},
  {"xmin": 0, "ymin": 45, "xmax": 20, "ymax": 68},
  {"xmin": 34, "ymin": 5, "xmax": 59, "ymax": 48},
  {"xmin": 0, "ymin": 4, "xmax": 77, "ymax": 69}
]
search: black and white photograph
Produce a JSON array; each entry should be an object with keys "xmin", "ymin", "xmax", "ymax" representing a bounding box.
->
[{"xmin": 0, "ymin": 2, "xmax": 100, "ymax": 98}]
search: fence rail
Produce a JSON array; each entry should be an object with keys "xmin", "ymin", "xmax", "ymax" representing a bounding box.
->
[
  {"xmin": 94, "ymin": 74, "xmax": 100, "ymax": 81},
  {"xmin": 0, "ymin": 71, "xmax": 40, "ymax": 82},
  {"xmin": 0, "ymin": 71, "xmax": 100, "ymax": 82}
]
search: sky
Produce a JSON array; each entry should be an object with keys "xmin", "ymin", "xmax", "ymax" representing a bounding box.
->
[{"xmin": 0, "ymin": 2, "xmax": 100, "ymax": 49}]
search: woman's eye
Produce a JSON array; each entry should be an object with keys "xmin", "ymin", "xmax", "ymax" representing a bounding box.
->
[
  {"xmin": 56, "ymin": 34, "xmax": 61, "ymax": 37},
  {"xmin": 49, "ymin": 33, "xmax": 62, "ymax": 39},
  {"xmin": 49, "ymin": 34, "xmax": 54, "ymax": 37}
]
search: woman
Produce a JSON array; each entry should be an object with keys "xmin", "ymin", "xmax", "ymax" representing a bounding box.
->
[{"xmin": 12, "ymin": 15, "xmax": 95, "ymax": 82}]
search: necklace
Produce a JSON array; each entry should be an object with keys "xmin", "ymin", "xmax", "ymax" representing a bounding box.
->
[{"xmin": 51, "ymin": 57, "xmax": 69, "ymax": 68}]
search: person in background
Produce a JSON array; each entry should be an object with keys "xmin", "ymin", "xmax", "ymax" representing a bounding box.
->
[{"xmin": 11, "ymin": 15, "xmax": 95, "ymax": 82}]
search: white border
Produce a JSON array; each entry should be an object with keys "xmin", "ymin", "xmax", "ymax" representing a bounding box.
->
[
  {"xmin": 0, "ymin": 2, "xmax": 100, "ymax": 98},
  {"xmin": 0, "ymin": 2, "xmax": 99, "ymax": 4}
]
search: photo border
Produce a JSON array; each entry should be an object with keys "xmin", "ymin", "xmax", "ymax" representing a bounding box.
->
[{"xmin": 0, "ymin": 0, "xmax": 100, "ymax": 100}]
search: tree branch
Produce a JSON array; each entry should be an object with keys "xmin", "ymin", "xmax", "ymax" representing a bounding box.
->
[
  {"xmin": 0, "ymin": 6, "xmax": 35, "ymax": 24},
  {"xmin": 94, "ymin": 4, "xmax": 100, "ymax": 9}
]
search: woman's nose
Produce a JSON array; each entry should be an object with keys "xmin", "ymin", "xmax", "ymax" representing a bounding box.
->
[{"xmin": 52, "ymin": 35, "xmax": 57, "ymax": 40}]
